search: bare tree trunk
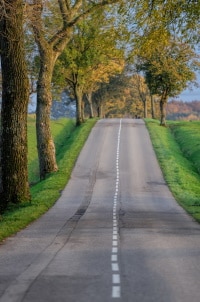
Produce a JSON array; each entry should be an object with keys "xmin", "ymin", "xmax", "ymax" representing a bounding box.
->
[
  {"xmin": 98, "ymin": 104, "xmax": 103, "ymax": 118},
  {"xmin": 151, "ymin": 94, "xmax": 155, "ymax": 119},
  {"xmin": 81, "ymin": 100, "xmax": 85, "ymax": 121},
  {"xmin": 0, "ymin": 0, "xmax": 31, "ymax": 210},
  {"xmin": 36, "ymin": 52, "xmax": 58, "ymax": 179},
  {"xmin": 160, "ymin": 94, "xmax": 168, "ymax": 126},
  {"xmin": 30, "ymin": 0, "xmax": 71, "ymax": 179},
  {"xmin": 75, "ymin": 86, "xmax": 84, "ymax": 125},
  {"xmin": 86, "ymin": 92, "xmax": 94, "ymax": 118},
  {"xmin": 144, "ymin": 99, "xmax": 147, "ymax": 118}
]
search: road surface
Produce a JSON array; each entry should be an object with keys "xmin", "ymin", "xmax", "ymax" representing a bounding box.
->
[{"xmin": 0, "ymin": 118, "xmax": 200, "ymax": 302}]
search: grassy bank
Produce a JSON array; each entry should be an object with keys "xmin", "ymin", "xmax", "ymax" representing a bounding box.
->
[
  {"xmin": 145, "ymin": 119, "xmax": 200, "ymax": 222},
  {"xmin": 27, "ymin": 116, "xmax": 76, "ymax": 184},
  {"xmin": 0, "ymin": 117, "xmax": 97, "ymax": 241}
]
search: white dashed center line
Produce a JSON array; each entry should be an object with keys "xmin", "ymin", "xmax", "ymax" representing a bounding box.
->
[{"xmin": 111, "ymin": 119, "xmax": 122, "ymax": 299}]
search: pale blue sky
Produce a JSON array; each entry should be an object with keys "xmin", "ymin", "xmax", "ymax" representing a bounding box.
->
[
  {"xmin": 177, "ymin": 87, "xmax": 200, "ymax": 102},
  {"xmin": 172, "ymin": 73, "xmax": 200, "ymax": 102}
]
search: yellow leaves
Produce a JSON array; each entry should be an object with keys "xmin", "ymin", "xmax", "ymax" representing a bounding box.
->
[{"xmin": 83, "ymin": 58, "xmax": 125, "ymax": 91}]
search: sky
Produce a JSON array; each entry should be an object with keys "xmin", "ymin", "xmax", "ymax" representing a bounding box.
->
[
  {"xmin": 176, "ymin": 87, "xmax": 200, "ymax": 102},
  {"xmin": 172, "ymin": 73, "xmax": 200, "ymax": 102}
]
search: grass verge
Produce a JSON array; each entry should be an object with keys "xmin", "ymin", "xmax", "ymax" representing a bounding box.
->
[
  {"xmin": 0, "ymin": 117, "xmax": 97, "ymax": 242},
  {"xmin": 145, "ymin": 119, "xmax": 200, "ymax": 223}
]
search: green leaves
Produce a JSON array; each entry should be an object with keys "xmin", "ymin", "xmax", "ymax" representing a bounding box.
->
[
  {"xmin": 137, "ymin": 39, "xmax": 197, "ymax": 99},
  {"xmin": 131, "ymin": 0, "xmax": 200, "ymax": 42},
  {"xmin": 53, "ymin": 8, "xmax": 125, "ymax": 94}
]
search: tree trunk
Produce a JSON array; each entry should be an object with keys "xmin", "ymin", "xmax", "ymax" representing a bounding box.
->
[
  {"xmin": 75, "ymin": 86, "xmax": 84, "ymax": 126},
  {"xmin": 31, "ymin": 0, "xmax": 72, "ymax": 179},
  {"xmin": 98, "ymin": 104, "xmax": 103, "ymax": 118},
  {"xmin": 0, "ymin": 0, "xmax": 31, "ymax": 210},
  {"xmin": 160, "ymin": 94, "xmax": 168, "ymax": 126},
  {"xmin": 150, "ymin": 94, "xmax": 155, "ymax": 119},
  {"xmin": 81, "ymin": 100, "xmax": 85, "ymax": 121},
  {"xmin": 86, "ymin": 92, "xmax": 94, "ymax": 118},
  {"xmin": 143, "ymin": 99, "xmax": 147, "ymax": 118},
  {"xmin": 36, "ymin": 52, "xmax": 58, "ymax": 180}
]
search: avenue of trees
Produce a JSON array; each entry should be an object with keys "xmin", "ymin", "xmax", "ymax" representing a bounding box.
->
[
  {"xmin": 0, "ymin": 0, "xmax": 199, "ymax": 211},
  {"xmin": 135, "ymin": 39, "xmax": 197, "ymax": 125}
]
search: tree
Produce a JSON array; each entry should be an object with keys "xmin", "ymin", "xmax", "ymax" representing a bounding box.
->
[
  {"xmin": 128, "ymin": 0, "xmax": 200, "ymax": 124},
  {"xmin": 53, "ymin": 10, "xmax": 125, "ymax": 124},
  {"xmin": 138, "ymin": 40, "xmax": 197, "ymax": 125},
  {"xmin": 0, "ymin": 0, "xmax": 31, "ymax": 211},
  {"xmin": 27, "ymin": 0, "xmax": 121, "ymax": 179},
  {"xmin": 92, "ymin": 72, "xmax": 131, "ymax": 118},
  {"xmin": 132, "ymin": 0, "xmax": 200, "ymax": 42},
  {"xmin": 131, "ymin": 73, "xmax": 150, "ymax": 118}
]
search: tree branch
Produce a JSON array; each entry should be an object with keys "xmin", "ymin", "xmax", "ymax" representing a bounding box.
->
[
  {"xmin": 50, "ymin": 0, "xmax": 120, "ymax": 53},
  {"xmin": 29, "ymin": 0, "xmax": 49, "ymax": 55}
]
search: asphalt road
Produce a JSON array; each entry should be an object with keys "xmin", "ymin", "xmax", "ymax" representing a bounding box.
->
[{"xmin": 0, "ymin": 118, "xmax": 200, "ymax": 302}]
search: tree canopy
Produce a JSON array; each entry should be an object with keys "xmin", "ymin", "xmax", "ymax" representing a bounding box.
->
[
  {"xmin": 53, "ymin": 9, "xmax": 125, "ymax": 123},
  {"xmin": 136, "ymin": 39, "xmax": 198, "ymax": 125}
]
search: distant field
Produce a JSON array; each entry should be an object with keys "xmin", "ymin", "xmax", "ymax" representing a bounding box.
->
[{"xmin": 145, "ymin": 119, "xmax": 200, "ymax": 222}]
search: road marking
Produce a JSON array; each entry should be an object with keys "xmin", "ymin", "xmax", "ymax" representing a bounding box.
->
[
  {"xmin": 112, "ymin": 263, "xmax": 119, "ymax": 271},
  {"xmin": 112, "ymin": 286, "xmax": 121, "ymax": 298},
  {"xmin": 112, "ymin": 247, "xmax": 118, "ymax": 253},
  {"xmin": 112, "ymin": 240, "xmax": 118, "ymax": 246},
  {"xmin": 112, "ymin": 254, "xmax": 118, "ymax": 262},
  {"xmin": 111, "ymin": 119, "xmax": 122, "ymax": 299},
  {"xmin": 112, "ymin": 274, "xmax": 120, "ymax": 284}
]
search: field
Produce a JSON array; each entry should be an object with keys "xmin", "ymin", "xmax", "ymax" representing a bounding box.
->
[{"xmin": 145, "ymin": 119, "xmax": 200, "ymax": 222}]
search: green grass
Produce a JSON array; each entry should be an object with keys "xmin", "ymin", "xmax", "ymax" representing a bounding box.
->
[
  {"xmin": 0, "ymin": 117, "xmax": 97, "ymax": 241},
  {"xmin": 145, "ymin": 119, "xmax": 200, "ymax": 222},
  {"xmin": 27, "ymin": 116, "xmax": 76, "ymax": 184},
  {"xmin": 170, "ymin": 121, "xmax": 200, "ymax": 174}
]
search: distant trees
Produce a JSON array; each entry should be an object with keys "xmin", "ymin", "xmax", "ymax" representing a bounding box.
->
[
  {"xmin": 131, "ymin": 73, "xmax": 150, "ymax": 118},
  {"xmin": 53, "ymin": 9, "xmax": 125, "ymax": 125},
  {"xmin": 91, "ymin": 71, "xmax": 153, "ymax": 118},
  {"xmin": 93, "ymin": 73, "xmax": 129, "ymax": 118}
]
